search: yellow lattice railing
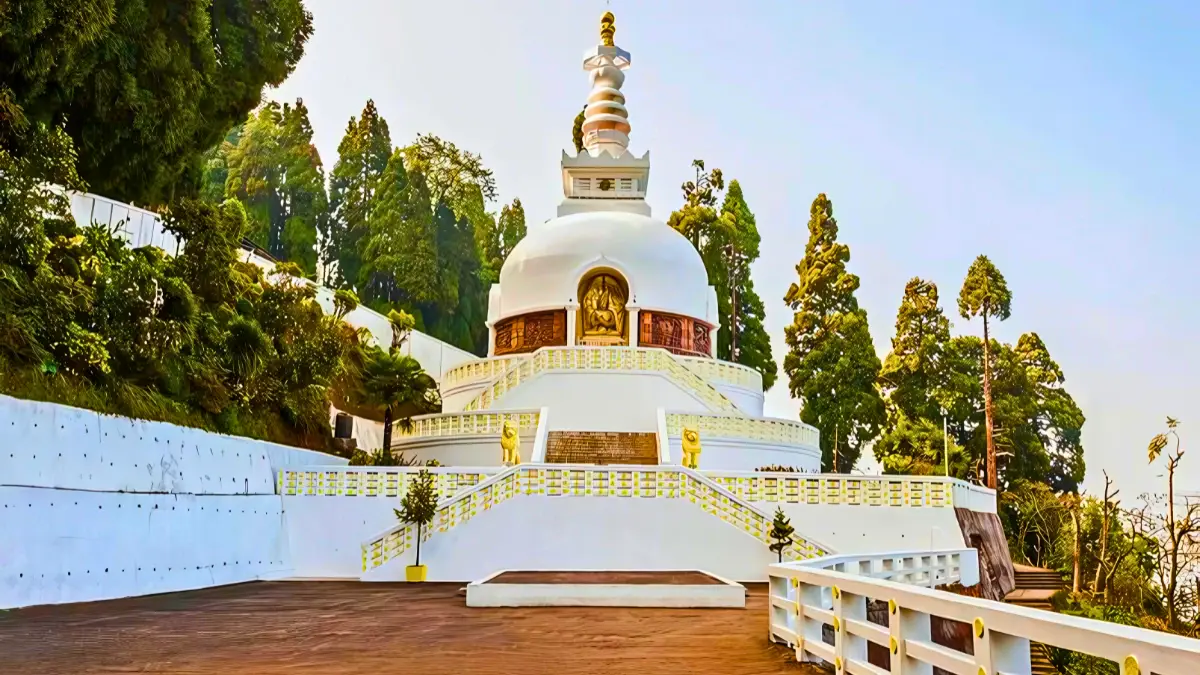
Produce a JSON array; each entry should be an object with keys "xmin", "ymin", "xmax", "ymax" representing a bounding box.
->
[
  {"xmin": 705, "ymin": 472, "xmax": 960, "ymax": 508},
  {"xmin": 675, "ymin": 356, "xmax": 764, "ymax": 391},
  {"xmin": 461, "ymin": 347, "xmax": 743, "ymax": 414},
  {"xmin": 665, "ymin": 412, "xmax": 819, "ymax": 447},
  {"xmin": 277, "ymin": 468, "xmax": 495, "ymax": 498},
  {"xmin": 360, "ymin": 464, "xmax": 829, "ymax": 572},
  {"xmin": 441, "ymin": 356, "xmax": 522, "ymax": 388},
  {"xmin": 398, "ymin": 410, "xmax": 540, "ymax": 440}
]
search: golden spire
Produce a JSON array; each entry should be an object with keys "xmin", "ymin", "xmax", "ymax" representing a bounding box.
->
[{"xmin": 600, "ymin": 11, "xmax": 616, "ymax": 47}]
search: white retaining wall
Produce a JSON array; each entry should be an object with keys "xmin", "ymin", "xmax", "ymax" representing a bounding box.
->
[
  {"xmin": 762, "ymin": 503, "xmax": 968, "ymax": 554},
  {"xmin": 361, "ymin": 495, "xmax": 779, "ymax": 582},
  {"xmin": 0, "ymin": 395, "xmax": 345, "ymax": 608}
]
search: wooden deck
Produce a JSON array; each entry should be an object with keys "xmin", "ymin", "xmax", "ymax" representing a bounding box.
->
[{"xmin": 0, "ymin": 581, "xmax": 822, "ymax": 674}]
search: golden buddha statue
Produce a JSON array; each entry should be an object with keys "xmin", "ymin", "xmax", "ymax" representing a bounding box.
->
[{"xmin": 580, "ymin": 273, "xmax": 627, "ymax": 340}]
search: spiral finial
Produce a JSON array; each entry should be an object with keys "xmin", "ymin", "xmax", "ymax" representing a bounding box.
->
[{"xmin": 600, "ymin": 12, "xmax": 616, "ymax": 47}]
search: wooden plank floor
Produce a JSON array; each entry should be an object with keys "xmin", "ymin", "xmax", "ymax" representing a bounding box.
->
[{"xmin": 0, "ymin": 581, "xmax": 823, "ymax": 674}]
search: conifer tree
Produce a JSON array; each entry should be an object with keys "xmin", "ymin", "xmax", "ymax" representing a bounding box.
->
[
  {"xmin": 957, "ymin": 255, "xmax": 1012, "ymax": 490},
  {"xmin": 769, "ymin": 507, "xmax": 795, "ymax": 563},
  {"xmin": 783, "ymin": 193, "xmax": 885, "ymax": 472},
  {"xmin": 880, "ymin": 278, "xmax": 952, "ymax": 421},
  {"xmin": 712, "ymin": 181, "xmax": 777, "ymax": 390},
  {"xmin": 324, "ymin": 100, "xmax": 392, "ymax": 289},
  {"xmin": 360, "ymin": 154, "xmax": 439, "ymax": 307},
  {"xmin": 572, "ymin": 105, "xmax": 586, "ymax": 153},
  {"xmin": 484, "ymin": 198, "xmax": 527, "ymax": 272},
  {"xmin": 222, "ymin": 99, "xmax": 327, "ymax": 274}
]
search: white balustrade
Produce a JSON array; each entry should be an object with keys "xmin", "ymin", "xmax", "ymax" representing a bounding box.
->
[
  {"xmin": 675, "ymin": 355, "xmax": 764, "ymax": 391},
  {"xmin": 768, "ymin": 556, "xmax": 1200, "ymax": 674},
  {"xmin": 666, "ymin": 411, "xmax": 819, "ymax": 447},
  {"xmin": 397, "ymin": 409, "xmax": 541, "ymax": 441},
  {"xmin": 706, "ymin": 471, "xmax": 996, "ymax": 513},
  {"xmin": 277, "ymin": 466, "xmax": 500, "ymax": 497}
]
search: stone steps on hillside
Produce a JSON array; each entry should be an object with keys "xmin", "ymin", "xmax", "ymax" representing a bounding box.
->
[
  {"xmin": 544, "ymin": 431, "xmax": 659, "ymax": 465},
  {"xmin": 1006, "ymin": 565, "xmax": 1064, "ymax": 675}
]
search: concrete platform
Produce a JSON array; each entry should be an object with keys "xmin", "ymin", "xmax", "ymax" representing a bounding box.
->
[{"xmin": 466, "ymin": 570, "xmax": 746, "ymax": 608}]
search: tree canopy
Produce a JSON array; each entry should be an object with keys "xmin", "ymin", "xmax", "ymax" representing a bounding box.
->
[{"xmin": 783, "ymin": 193, "xmax": 885, "ymax": 471}]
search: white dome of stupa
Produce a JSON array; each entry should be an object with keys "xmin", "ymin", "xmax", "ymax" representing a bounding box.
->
[{"xmin": 495, "ymin": 210, "xmax": 712, "ymax": 322}]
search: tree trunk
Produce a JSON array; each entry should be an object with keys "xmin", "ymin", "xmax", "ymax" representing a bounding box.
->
[
  {"xmin": 1071, "ymin": 508, "xmax": 1082, "ymax": 594},
  {"xmin": 415, "ymin": 521, "xmax": 422, "ymax": 567},
  {"xmin": 1167, "ymin": 459, "xmax": 1178, "ymax": 628},
  {"xmin": 730, "ymin": 274, "xmax": 740, "ymax": 362},
  {"xmin": 982, "ymin": 313, "xmax": 998, "ymax": 490},
  {"xmin": 382, "ymin": 405, "xmax": 393, "ymax": 463}
]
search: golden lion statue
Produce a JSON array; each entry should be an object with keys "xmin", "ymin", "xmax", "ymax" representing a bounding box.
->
[
  {"xmin": 681, "ymin": 427, "xmax": 701, "ymax": 469},
  {"xmin": 501, "ymin": 420, "xmax": 521, "ymax": 466}
]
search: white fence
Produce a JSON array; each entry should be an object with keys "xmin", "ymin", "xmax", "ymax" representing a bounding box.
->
[{"xmin": 768, "ymin": 556, "xmax": 1200, "ymax": 674}]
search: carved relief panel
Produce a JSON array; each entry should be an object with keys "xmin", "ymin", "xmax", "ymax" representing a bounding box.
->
[
  {"xmin": 494, "ymin": 310, "xmax": 567, "ymax": 356},
  {"xmin": 638, "ymin": 311, "xmax": 714, "ymax": 357}
]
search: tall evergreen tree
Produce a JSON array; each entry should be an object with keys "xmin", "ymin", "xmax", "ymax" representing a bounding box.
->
[
  {"xmin": 421, "ymin": 201, "xmax": 488, "ymax": 354},
  {"xmin": 572, "ymin": 105, "xmax": 586, "ymax": 153},
  {"xmin": 324, "ymin": 100, "xmax": 392, "ymax": 289},
  {"xmin": 483, "ymin": 198, "xmax": 527, "ymax": 273},
  {"xmin": 782, "ymin": 193, "xmax": 885, "ymax": 472},
  {"xmin": 958, "ymin": 255, "xmax": 1012, "ymax": 490},
  {"xmin": 667, "ymin": 160, "xmax": 723, "ymax": 250},
  {"xmin": 715, "ymin": 182, "xmax": 776, "ymax": 389},
  {"xmin": 222, "ymin": 99, "xmax": 327, "ymax": 274},
  {"xmin": 1, "ymin": 0, "xmax": 313, "ymax": 204},
  {"xmin": 879, "ymin": 278, "xmax": 952, "ymax": 422},
  {"xmin": 360, "ymin": 155, "xmax": 439, "ymax": 308}
]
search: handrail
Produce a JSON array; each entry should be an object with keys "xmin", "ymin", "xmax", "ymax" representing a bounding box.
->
[
  {"xmin": 359, "ymin": 463, "xmax": 832, "ymax": 572},
  {"xmin": 665, "ymin": 411, "xmax": 820, "ymax": 448},
  {"xmin": 277, "ymin": 466, "xmax": 497, "ymax": 498},
  {"xmin": 704, "ymin": 471, "xmax": 996, "ymax": 513},
  {"xmin": 675, "ymin": 355, "xmax": 764, "ymax": 391},
  {"xmin": 767, "ymin": 560, "xmax": 1200, "ymax": 674},
  {"xmin": 441, "ymin": 355, "xmax": 523, "ymax": 388},
  {"xmin": 460, "ymin": 346, "xmax": 744, "ymax": 414},
  {"xmin": 395, "ymin": 409, "xmax": 540, "ymax": 441}
]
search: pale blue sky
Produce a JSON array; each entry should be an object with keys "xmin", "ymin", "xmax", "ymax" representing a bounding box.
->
[{"xmin": 273, "ymin": 1, "xmax": 1199, "ymax": 496}]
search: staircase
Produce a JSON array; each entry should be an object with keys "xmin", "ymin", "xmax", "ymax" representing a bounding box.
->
[
  {"xmin": 1005, "ymin": 564, "xmax": 1064, "ymax": 675},
  {"xmin": 544, "ymin": 431, "xmax": 659, "ymax": 465}
]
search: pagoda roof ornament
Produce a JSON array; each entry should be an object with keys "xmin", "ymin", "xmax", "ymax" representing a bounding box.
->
[
  {"xmin": 600, "ymin": 11, "xmax": 616, "ymax": 47},
  {"xmin": 581, "ymin": 12, "xmax": 633, "ymax": 157}
]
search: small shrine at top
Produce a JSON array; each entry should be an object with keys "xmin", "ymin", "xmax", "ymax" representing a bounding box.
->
[{"xmin": 489, "ymin": 11, "xmax": 718, "ymax": 359}]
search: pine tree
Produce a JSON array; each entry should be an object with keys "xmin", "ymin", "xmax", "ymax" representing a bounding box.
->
[
  {"xmin": 783, "ymin": 193, "xmax": 885, "ymax": 472},
  {"xmin": 484, "ymin": 198, "xmax": 527, "ymax": 272},
  {"xmin": 222, "ymin": 99, "xmax": 327, "ymax": 274},
  {"xmin": 360, "ymin": 155, "xmax": 439, "ymax": 307},
  {"xmin": 572, "ymin": 105, "xmax": 586, "ymax": 153},
  {"xmin": 711, "ymin": 181, "xmax": 777, "ymax": 390},
  {"xmin": 768, "ymin": 507, "xmax": 795, "ymax": 563},
  {"xmin": 324, "ymin": 100, "xmax": 392, "ymax": 289},
  {"xmin": 880, "ymin": 278, "xmax": 952, "ymax": 421},
  {"xmin": 957, "ymin": 255, "xmax": 1012, "ymax": 490},
  {"xmin": 395, "ymin": 469, "xmax": 439, "ymax": 569}
]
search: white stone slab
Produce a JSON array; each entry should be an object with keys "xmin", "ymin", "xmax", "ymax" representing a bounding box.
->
[{"xmin": 465, "ymin": 569, "xmax": 745, "ymax": 608}]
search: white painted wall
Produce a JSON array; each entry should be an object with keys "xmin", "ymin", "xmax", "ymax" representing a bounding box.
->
[
  {"xmin": 282, "ymin": 497, "xmax": 398, "ymax": 578},
  {"xmin": 1, "ymin": 487, "xmax": 289, "ymax": 608},
  {"xmin": 441, "ymin": 381, "xmax": 486, "ymax": 412},
  {"xmin": 761, "ymin": 503, "xmax": 967, "ymax": 554},
  {"xmin": 712, "ymin": 383, "xmax": 764, "ymax": 416},
  {"xmin": 362, "ymin": 495, "xmax": 779, "ymax": 582},
  {"xmin": 0, "ymin": 395, "xmax": 344, "ymax": 494},
  {"xmin": 0, "ymin": 395, "xmax": 344, "ymax": 608},
  {"xmin": 667, "ymin": 437, "xmax": 821, "ymax": 472},
  {"xmin": 495, "ymin": 372, "xmax": 711, "ymax": 431}
]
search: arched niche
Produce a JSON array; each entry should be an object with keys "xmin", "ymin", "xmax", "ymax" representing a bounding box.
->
[{"xmin": 576, "ymin": 268, "xmax": 630, "ymax": 346}]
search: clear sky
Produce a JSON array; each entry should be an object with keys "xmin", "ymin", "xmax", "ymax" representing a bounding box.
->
[{"xmin": 272, "ymin": 1, "xmax": 1200, "ymax": 497}]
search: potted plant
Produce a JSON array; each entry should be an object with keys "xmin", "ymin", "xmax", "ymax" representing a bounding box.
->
[
  {"xmin": 395, "ymin": 469, "xmax": 438, "ymax": 581},
  {"xmin": 769, "ymin": 507, "xmax": 795, "ymax": 563}
]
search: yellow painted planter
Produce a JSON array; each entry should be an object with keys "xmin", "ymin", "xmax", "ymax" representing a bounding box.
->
[{"xmin": 405, "ymin": 565, "xmax": 427, "ymax": 582}]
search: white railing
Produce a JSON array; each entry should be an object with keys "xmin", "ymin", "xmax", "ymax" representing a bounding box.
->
[
  {"xmin": 705, "ymin": 471, "xmax": 996, "ymax": 512},
  {"xmin": 276, "ymin": 466, "xmax": 499, "ymax": 497},
  {"xmin": 675, "ymin": 356, "xmax": 764, "ymax": 391},
  {"xmin": 797, "ymin": 549, "xmax": 979, "ymax": 588},
  {"xmin": 461, "ymin": 347, "xmax": 742, "ymax": 414},
  {"xmin": 360, "ymin": 463, "xmax": 832, "ymax": 572},
  {"xmin": 768, "ymin": 559, "xmax": 1200, "ymax": 674},
  {"xmin": 441, "ymin": 355, "xmax": 523, "ymax": 389},
  {"xmin": 665, "ymin": 411, "xmax": 820, "ymax": 448},
  {"xmin": 396, "ymin": 409, "xmax": 541, "ymax": 442}
]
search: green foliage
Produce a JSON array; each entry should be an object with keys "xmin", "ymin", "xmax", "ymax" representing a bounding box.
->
[
  {"xmin": 768, "ymin": 507, "xmax": 795, "ymax": 562},
  {"xmin": 324, "ymin": 100, "xmax": 392, "ymax": 289},
  {"xmin": 359, "ymin": 348, "xmax": 440, "ymax": 460},
  {"xmin": 875, "ymin": 414, "xmax": 968, "ymax": 477},
  {"xmin": 395, "ymin": 468, "xmax": 439, "ymax": 566},
  {"xmin": 880, "ymin": 278, "xmax": 952, "ymax": 421},
  {"xmin": 332, "ymin": 289, "xmax": 359, "ymax": 320},
  {"xmin": 361, "ymin": 153, "xmax": 439, "ymax": 305},
  {"xmin": 2, "ymin": 0, "xmax": 313, "ymax": 204},
  {"xmin": 667, "ymin": 165, "xmax": 776, "ymax": 388},
  {"xmin": 482, "ymin": 198, "xmax": 526, "ymax": 273},
  {"xmin": 783, "ymin": 193, "xmax": 885, "ymax": 471},
  {"xmin": 213, "ymin": 100, "xmax": 327, "ymax": 274},
  {"xmin": 958, "ymin": 255, "xmax": 1013, "ymax": 323},
  {"xmin": 572, "ymin": 105, "xmax": 586, "ymax": 153}
]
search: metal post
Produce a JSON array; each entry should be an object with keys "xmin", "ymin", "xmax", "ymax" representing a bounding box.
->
[{"xmin": 943, "ymin": 412, "xmax": 950, "ymax": 477}]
